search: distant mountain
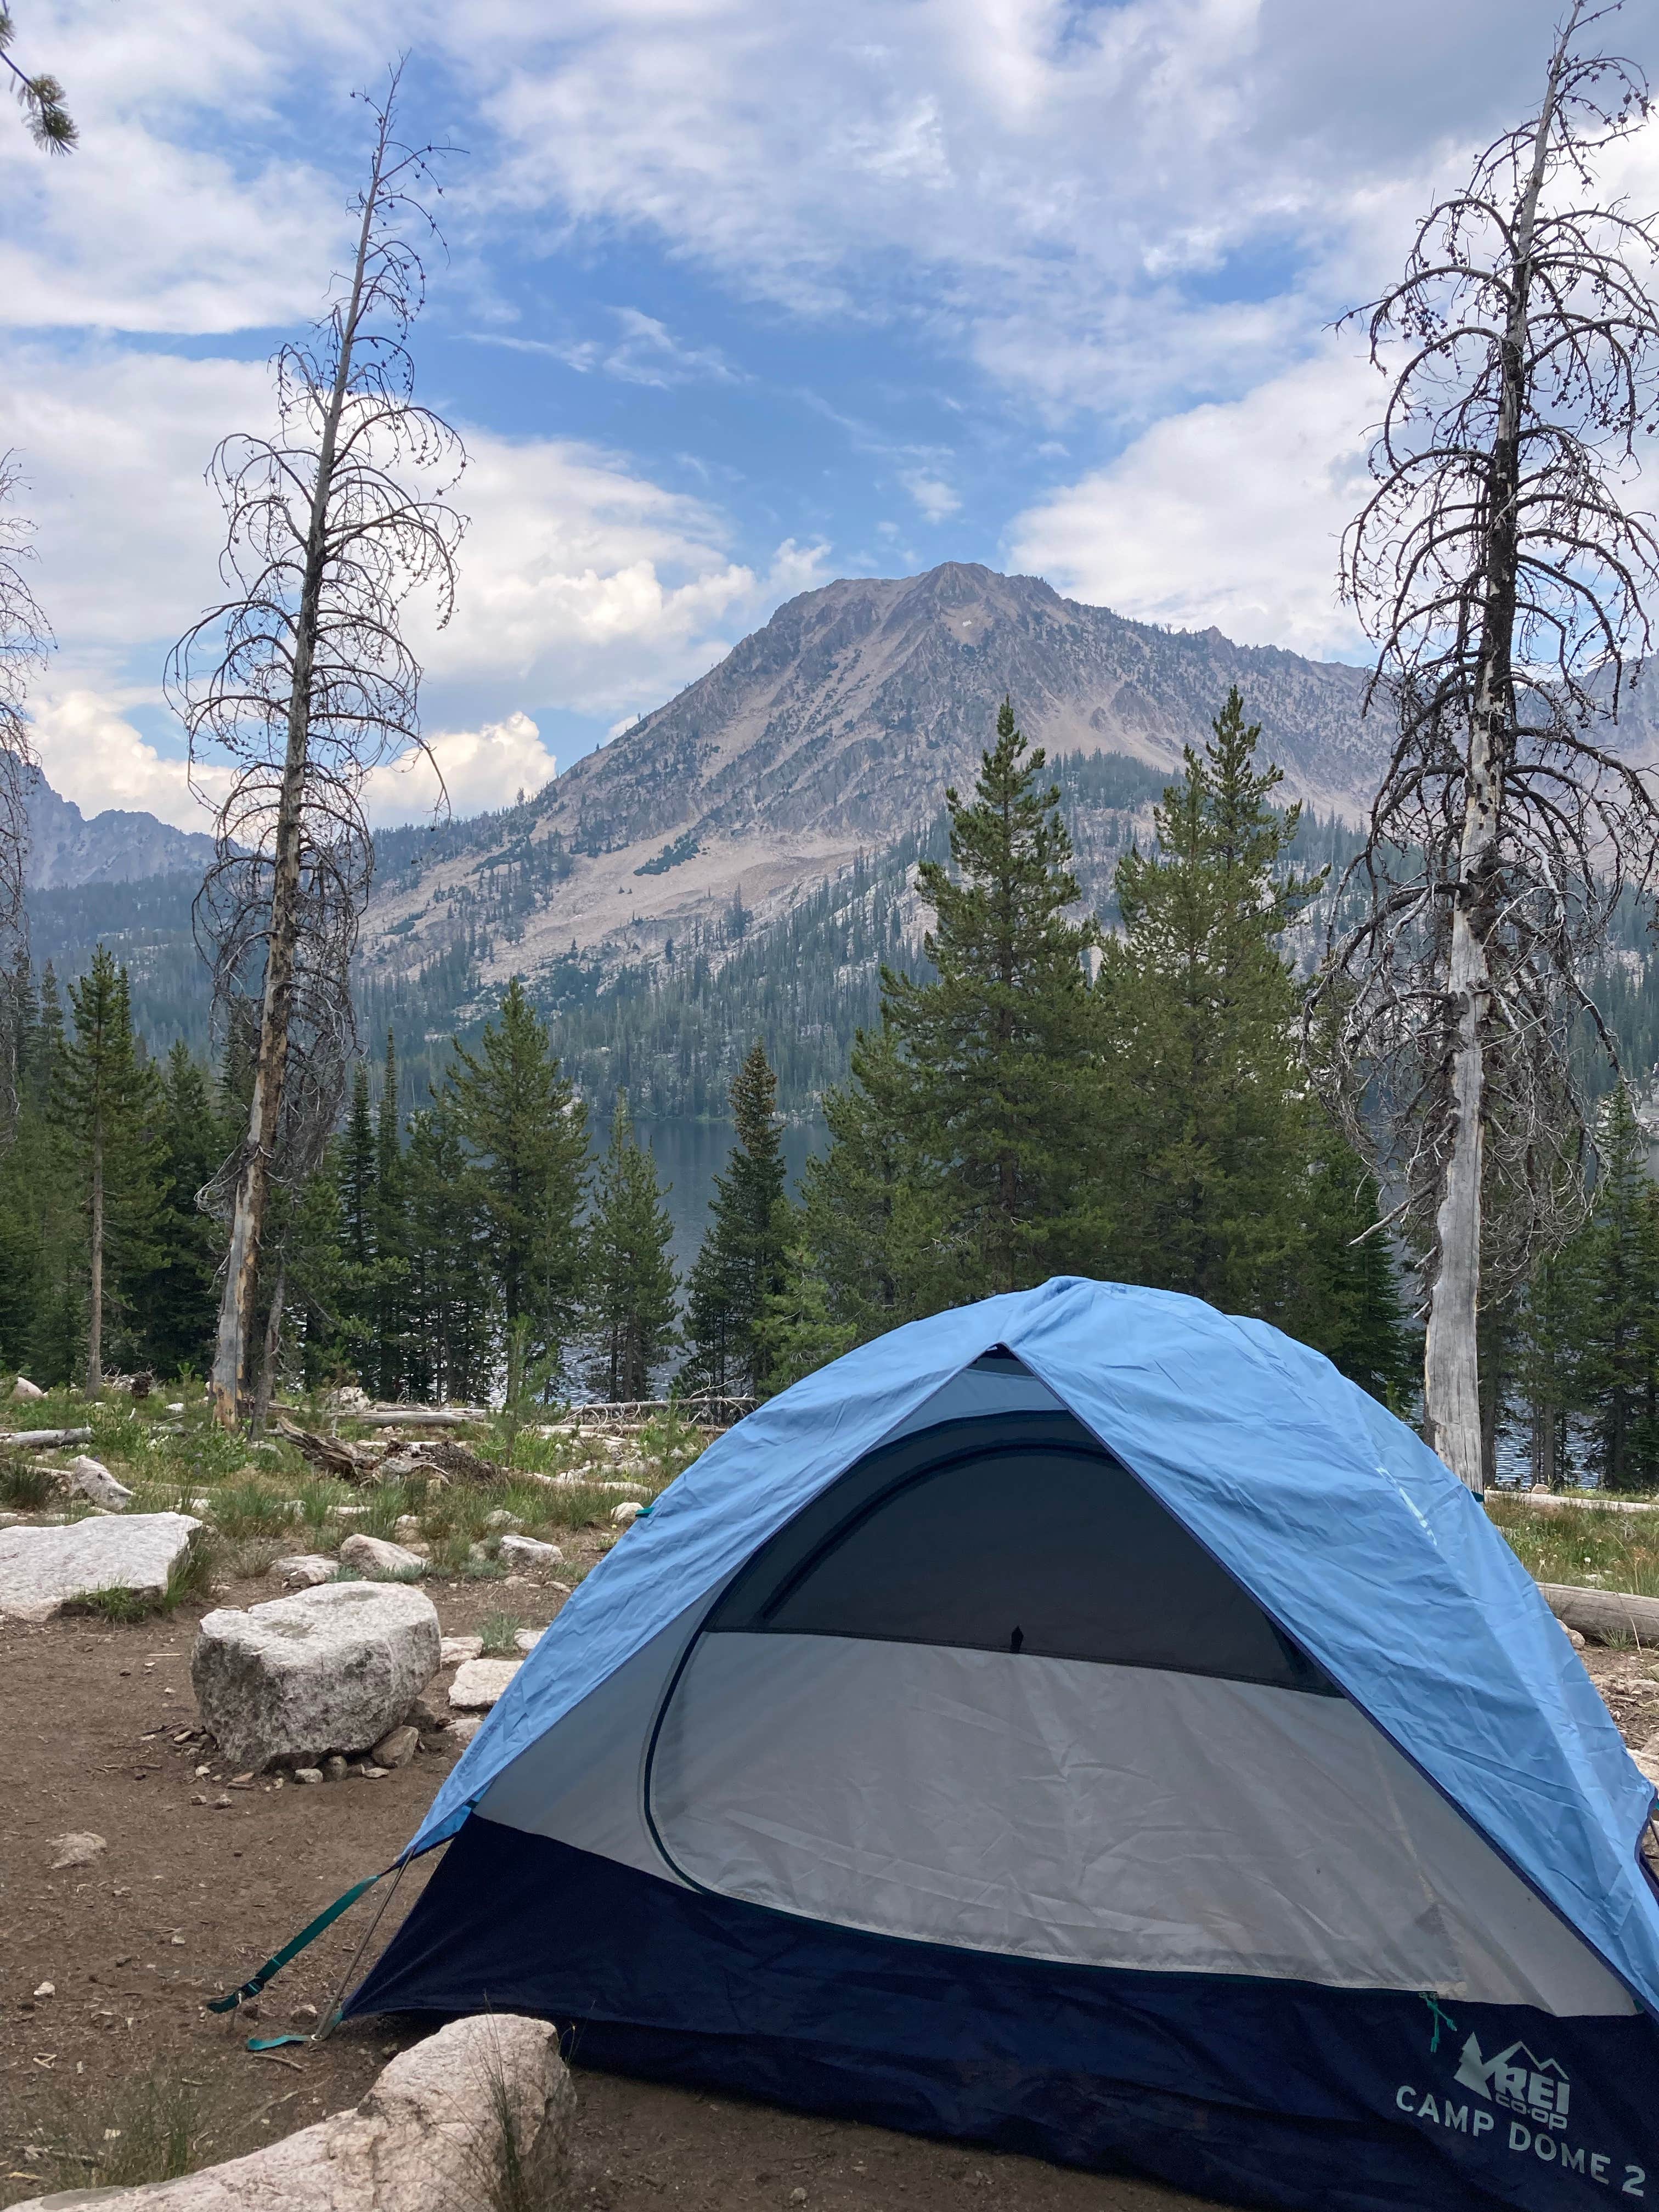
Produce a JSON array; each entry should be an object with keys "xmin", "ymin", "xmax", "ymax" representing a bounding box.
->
[
  {"xmin": 23, "ymin": 763, "xmax": 217, "ymax": 889},
  {"xmin": 359, "ymin": 563, "xmax": 1385, "ymax": 995}
]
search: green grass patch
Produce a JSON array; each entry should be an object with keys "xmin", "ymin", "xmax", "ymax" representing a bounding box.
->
[
  {"xmin": 0, "ymin": 1454, "xmax": 58, "ymax": 1509},
  {"xmin": 478, "ymin": 1609, "xmax": 524, "ymax": 1656},
  {"xmin": 207, "ymin": 1480, "xmax": 302, "ymax": 1539},
  {"xmin": 72, "ymin": 1534, "xmax": 215, "ymax": 1622},
  {"xmin": 30, "ymin": 2065, "xmax": 207, "ymax": 2192},
  {"xmin": 1488, "ymin": 1495, "xmax": 1659, "ymax": 1600}
]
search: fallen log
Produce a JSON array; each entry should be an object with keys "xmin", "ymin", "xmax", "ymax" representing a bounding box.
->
[
  {"xmin": 3, "ymin": 1426, "xmax": 93, "ymax": 1449},
  {"xmin": 273, "ymin": 1417, "xmax": 380, "ymax": 1483},
  {"xmin": 354, "ymin": 1407, "xmax": 488, "ymax": 1428},
  {"xmin": 1500, "ymin": 1490, "xmax": 1659, "ymax": 1515},
  {"xmin": 1539, "ymin": 1582, "xmax": 1659, "ymax": 1646}
]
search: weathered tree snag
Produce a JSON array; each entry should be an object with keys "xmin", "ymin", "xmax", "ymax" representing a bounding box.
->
[
  {"xmin": 1318, "ymin": 4, "xmax": 1659, "ymax": 1490},
  {"xmin": 168, "ymin": 75, "xmax": 464, "ymax": 1430}
]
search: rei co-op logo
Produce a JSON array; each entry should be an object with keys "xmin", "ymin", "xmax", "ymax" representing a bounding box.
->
[{"xmin": 1396, "ymin": 1999, "xmax": 1647, "ymax": 2196}]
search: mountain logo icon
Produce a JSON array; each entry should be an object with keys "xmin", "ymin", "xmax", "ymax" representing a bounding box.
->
[{"xmin": 1454, "ymin": 2034, "xmax": 1571, "ymax": 2126}]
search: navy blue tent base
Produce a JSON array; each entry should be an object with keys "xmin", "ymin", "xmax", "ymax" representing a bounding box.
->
[{"xmin": 347, "ymin": 1818, "xmax": 1658, "ymax": 2212}]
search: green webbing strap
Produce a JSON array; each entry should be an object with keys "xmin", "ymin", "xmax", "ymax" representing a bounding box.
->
[{"xmin": 208, "ymin": 1871, "xmax": 385, "ymax": 2017}]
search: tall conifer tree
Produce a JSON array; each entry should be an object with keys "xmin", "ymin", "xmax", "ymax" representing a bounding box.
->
[
  {"xmin": 443, "ymin": 978, "xmax": 590, "ymax": 1378},
  {"xmin": 54, "ymin": 947, "xmax": 159, "ymax": 1394},
  {"xmin": 881, "ymin": 698, "xmax": 1099, "ymax": 1297},
  {"xmin": 682, "ymin": 1043, "xmax": 789, "ymax": 1398},
  {"xmin": 585, "ymin": 1091, "xmax": 678, "ymax": 1401}
]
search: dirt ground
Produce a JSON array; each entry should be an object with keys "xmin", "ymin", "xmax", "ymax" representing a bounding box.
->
[{"xmin": 3, "ymin": 1567, "xmax": 1656, "ymax": 2212}]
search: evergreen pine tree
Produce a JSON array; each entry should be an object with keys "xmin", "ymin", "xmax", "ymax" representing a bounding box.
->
[
  {"xmin": 585, "ymin": 1090, "xmax": 678, "ymax": 1401},
  {"xmin": 443, "ymin": 977, "xmax": 590, "ymax": 1379},
  {"xmin": 337, "ymin": 1058, "xmax": 378, "ymax": 1386},
  {"xmin": 53, "ymin": 947, "xmax": 159, "ymax": 1394},
  {"xmin": 682, "ymin": 1043, "xmax": 791, "ymax": 1398},
  {"xmin": 139, "ymin": 1041, "xmax": 223, "ymax": 1377},
  {"xmin": 373, "ymin": 1030, "xmax": 408, "ymax": 1401},
  {"xmin": 404, "ymin": 1105, "xmax": 493, "ymax": 1403},
  {"xmin": 1578, "ymin": 1082, "xmax": 1659, "ymax": 1491},
  {"xmin": 879, "ymin": 698, "xmax": 1099, "ymax": 1297},
  {"xmin": 1517, "ymin": 1239, "xmax": 1593, "ymax": 1487},
  {"xmin": 1296, "ymin": 1123, "xmax": 1418, "ymax": 1408},
  {"xmin": 1102, "ymin": 688, "xmax": 1324, "ymax": 1315}
]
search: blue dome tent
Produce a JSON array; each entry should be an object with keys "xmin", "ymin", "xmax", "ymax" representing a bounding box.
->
[{"xmin": 346, "ymin": 1279, "xmax": 1659, "ymax": 2212}]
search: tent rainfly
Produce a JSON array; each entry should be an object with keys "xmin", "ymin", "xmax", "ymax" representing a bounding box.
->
[{"xmin": 346, "ymin": 1279, "xmax": 1659, "ymax": 2212}]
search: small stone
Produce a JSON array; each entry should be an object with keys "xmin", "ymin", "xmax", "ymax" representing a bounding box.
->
[
  {"xmin": 449, "ymin": 1656, "xmax": 521, "ymax": 1711},
  {"xmin": 403, "ymin": 1695, "xmax": 448, "ymax": 1732},
  {"xmin": 321, "ymin": 1754, "xmax": 348, "ymax": 1782},
  {"xmin": 371, "ymin": 1724, "xmax": 419, "ymax": 1770},
  {"xmin": 33, "ymin": 1980, "xmax": 54, "ymax": 1998},
  {"xmin": 213, "ymin": 1793, "xmax": 232, "ymax": 1808},
  {"xmin": 449, "ymin": 1714, "xmax": 482, "ymax": 1747},
  {"xmin": 169, "ymin": 1934, "xmax": 185, "ymax": 1946},
  {"xmin": 440, "ymin": 1634, "xmax": 483, "ymax": 1666},
  {"xmin": 337, "ymin": 1532, "xmax": 426, "ymax": 1578},
  {"xmin": 11, "ymin": 1373, "xmax": 46, "ymax": 1400},
  {"xmin": 48, "ymin": 1831, "xmax": 106, "ymax": 1871},
  {"xmin": 484, "ymin": 1509, "xmax": 523, "ymax": 1531},
  {"xmin": 500, "ymin": 1533, "xmax": 563, "ymax": 1566},
  {"xmin": 359, "ymin": 1764, "xmax": 388, "ymax": 1780},
  {"xmin": 268, "ymin": 1554, "xmax": 336, "ymax": 1589},
  {"xmin": 393, "ymin": 1516, "xmax": 422, "ymax": 1538},
  {"xmin": 790, "ymin": 2192, "xmax": 808, "ymax": 2205},
  {"xmin": 514, "ymin": 1626, "xmax": 544, "ymax": 1654},
  {"xmin": 191, "ymin": 1791, "xmax": 207, "ymax": 1805},
  {"xmin": 417, "ymin": 1732, "xmax": 451, "ymax": 1754},
  {"xmin": 292, "ymin": 1767, "xmax": 324, "ymax": 1785},
  {"xmin": 611, "ymin": 1499, "xmax": 644, "ymax": 1527}
]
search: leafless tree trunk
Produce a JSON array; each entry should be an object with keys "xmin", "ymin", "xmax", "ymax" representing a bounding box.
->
[
  {"xmin": 251, "ymin": 1258, "xmax": 287, "ymax": 1436},
  {"xmin": 169, "ymin": 71, "xmax": 464, "ymax": 1429},
  {"xmin": 0, "ymin": 453, "xmax": 46, "ymax": 1136},
  {"xmin": 1314, "ymin": 1, "xmax": 1659, "ymax": 1488}
]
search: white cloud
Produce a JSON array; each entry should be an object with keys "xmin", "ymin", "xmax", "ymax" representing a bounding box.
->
[
  {"xmin": 364, "ymin": 712, "xmax": 558, "ymax": 826},
  {"xmin": 901, "ymin": 472, "xmax": 961, "ymax": 523},
  {"xmin": 27, "ymin": 686, "xmax": 227, "ymax": 828},
  {"xmin": 1007, "ymin": 347, "xmax": 1379, "ymax": 657}
]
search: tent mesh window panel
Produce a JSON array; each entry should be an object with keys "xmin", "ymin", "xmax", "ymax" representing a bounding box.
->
[{"xmin": 706, "ymin": 1409, "xmax": 1336, "ymax": 1693}]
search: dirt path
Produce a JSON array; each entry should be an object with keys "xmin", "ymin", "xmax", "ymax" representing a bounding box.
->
[{"xmin": 0, "ymin": 1573, "xmax": 1216, "ymax": 2212}]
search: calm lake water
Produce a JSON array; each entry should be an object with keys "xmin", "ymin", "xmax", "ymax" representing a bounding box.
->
[{"xmin": 595, "ymin": 1116, "xmax": 826, "ymax": 1280}]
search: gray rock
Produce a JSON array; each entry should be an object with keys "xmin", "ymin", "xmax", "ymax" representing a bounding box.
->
[
  {"xmin": 321, "ymin": 1754, "xmax": 348, "ymax": 1781},
  {"xmin": 483, "ymin": 1509, "xmax": 522, "ymax": 1531},
  {"xmin": 498, "ymin": 1532, "xmax": 563, "ymax": 1565},
  {"xmin": 0, "ymin": 1513, "xmax": 201, "ymax": 1623},
  {"xmin": 268, "ymin": 1554, "xmax": 337, "ymax": 1589},
  {"xmin": 514, "ymin": 1627, "xmax": 544, "ymax": 1654},
  {"xmin": 10, "ymin": 1373, "xmax": 45, "ymax": 1400},
  {"xmin": 448, "ymin": 1657, "xmax": 520, "ymax": 1711},
  {"xmin": 449, "ymin": 1714, "xmax": 482, "ymax": 1748},
  {"xmin": 403, "ymin": 1694, "xmax": 449, "ymax": 1732},
  {"xmin": 64, "ymin": 1454, "xmax": 133, "ymax": 1509},
  {"xmin": 611, "ymin": 1499, "xmax": 644, "ymax": 1526},
  {"xmin": 191, "ymin": 1581, "xmax": 441, "ymax": 1771},
  {"xmin": 339, "ymin": 1533, "xmax": 426, "ymax": 1578},
  {"xmin": 373, "ymin": 1724, "xmax": 420, "ymax": 1769},
  {"xmin": 49, "ymin": 1831, "xmax": 106, "ymax": 1870},
  {"xmin": 292, "ymin": 1767, "xmax": 324, "ymax": 1785},
  {"xmin": 5, "ymin": 2012, "xmax": 573, "ymax": 2211},
  {"xmin": 440, "ymin": 1634, "xmax": 483, "ymax": 1666}
]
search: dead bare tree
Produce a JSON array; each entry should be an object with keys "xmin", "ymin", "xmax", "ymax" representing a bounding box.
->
[
  {"xmin": 1314, "ymin": 1, "xmax": 1659, "ymax": 1489},
  {"xmin": 0, "ymin": 452, "xmax": 46, "ymax": 1137},
  {"xmin": 168, "ymin": 72, "xmax": 465, "ymax": 1429}
]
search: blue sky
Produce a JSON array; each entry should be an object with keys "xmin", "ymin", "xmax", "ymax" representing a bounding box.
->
[{"xmin": 3, "ymin": 0, "xmax": 1655, "ymax": 828}]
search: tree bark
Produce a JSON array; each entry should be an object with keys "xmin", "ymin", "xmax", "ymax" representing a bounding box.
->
[
  {"xmin": 84, "ymin": 1130, "xmax": 103, "ymax": 1400},
  {"xmin": 208, "ymin": 158, "xmax": 384, "ymax": 1430},
  {"xmin": 1421, "ymin": 36, "xmax": 1569, "ymax": 1488},
  {"xmin": 250, "ymin": 1258, "xmax": 286, "ymax": 1436}
]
